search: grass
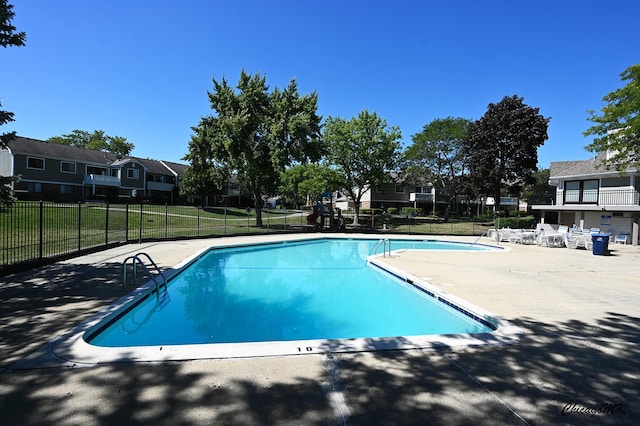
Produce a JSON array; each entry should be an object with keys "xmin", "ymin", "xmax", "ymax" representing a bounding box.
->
[
  {"xmin": 0, "ymin": 202, "xmax": 310, "ymax": 266},
  {"xmin": 1, "ymin": 202, "xmax": 498, "ymax": 268}
]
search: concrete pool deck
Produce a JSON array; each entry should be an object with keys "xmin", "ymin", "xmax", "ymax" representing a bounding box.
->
[{"xmin": 1, "ymin": 233, "xmax": 639, "ymax": 424}]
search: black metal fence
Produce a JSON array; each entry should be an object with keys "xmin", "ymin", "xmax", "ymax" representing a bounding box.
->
[
  {"xmin": 0, "ymin": 201, "xmax": 316, "ymax": 273},
  {"xmin": 1, "ymin": 201, "xmax": 496, "ymax": 274}
]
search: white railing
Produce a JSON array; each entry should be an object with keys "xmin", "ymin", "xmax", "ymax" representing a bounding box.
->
[
  {"xmin": 409, "ymin": 192, "xmax": 433, "ymax": 202},
  {"xmin": 147, "ymin": 181, "xmax": 175, "ymax": 191},
  {"xmin": 557, "ymin": 188, "xmax": 640, "ymax": 206},
  {"xmin": 83, "ymin": 174, "xmax": 121, "ymax": 186}
]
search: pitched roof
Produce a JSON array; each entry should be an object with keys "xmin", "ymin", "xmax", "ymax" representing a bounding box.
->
[
  {"xmin": 549, "ymin": 152, "xmax": 637, "ymax": 178},
  {"xmin": 7, "ymin": 136, "xmax": 187, "ymax": 176},
  {"xmin": 160, "ymin": 160, "xmax": 188, "ymax": 176},
  {"xmin": 8, "ymin": 136, "xmax": 117, "ymax": 164}
]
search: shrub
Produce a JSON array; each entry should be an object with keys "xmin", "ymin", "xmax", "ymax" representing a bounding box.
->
[
  {"xmin": 387, "ymin": 207, "xmax": 398, "ymax": 215},
  {"xmin": 361, "ymin": 208, "xmax": 383, "ymax": 215},
  {"xmin": 475, "ymin": 213, "xmax": 494, "ymax": 222},
  {"xmin": 497, "ymin": 215, "xmax": 536, "ymax": 229},
  {"xmin": 13, "ymin": 190, "xmax": 29, "ymax": 201},
  {"xmin": 401, "ymin": 207, "xmax": 421, "ymax": 217}
]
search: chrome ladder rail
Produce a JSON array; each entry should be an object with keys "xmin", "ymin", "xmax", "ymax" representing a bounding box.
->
[
  {"xmin": 122, "ymin": 252, "xmax": 167, "ymax": 292},
  {"xmin": 369, "ymin": 238, "xmax": 391, "ymax": 257},
  {"xmin": 471, "ymin": 232, "xmax": 487, "ymax": 246}
]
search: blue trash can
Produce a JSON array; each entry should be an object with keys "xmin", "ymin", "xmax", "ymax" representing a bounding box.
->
[{"xmin": 592, "ymin": 234, "xmax": 610, "ymax": 255}]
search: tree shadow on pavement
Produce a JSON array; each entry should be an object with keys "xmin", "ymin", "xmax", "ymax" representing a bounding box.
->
[{"xmin": 1, "ymin": 258, "xmax": 639, "ymax": 425}]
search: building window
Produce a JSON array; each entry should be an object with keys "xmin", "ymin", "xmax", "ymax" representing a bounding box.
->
[
  {"xmin": 565, "ymin": 179, "xmax": 598, "ymax": 204},
  {"xmin": 87, "ymin": 166, "xmax": 108, "ymax": 175},
  {"xmin": 395, "ymin": 185, "xmax": 405, "ymax": 194},
  {"xmin": 27, "ymin": 157, "xmax": 45, "ymax": 170},
  {"xmin": 60, "ymin": 185, "xmax": 74, "ymax": 194},
  {"xmin": 27, "ymin": 182, "xmax": 43, "ymax": 193},
  {"xmin": 60, "ymin": 161, "xmax": 76, "ymax": 174},
  {"xmin": 127, "ymin": 169, "xmax": 139, "ymax": 179}
]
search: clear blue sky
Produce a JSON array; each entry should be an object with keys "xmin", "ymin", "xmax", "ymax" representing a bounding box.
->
[{"xmin": 2, "ymin": 1, "xmax": 639, "ymax": 168}]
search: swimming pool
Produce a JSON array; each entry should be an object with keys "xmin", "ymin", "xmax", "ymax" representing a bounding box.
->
[{"xmin": 53, "ymin": 236, "xmax": 520, "ymax": 363}]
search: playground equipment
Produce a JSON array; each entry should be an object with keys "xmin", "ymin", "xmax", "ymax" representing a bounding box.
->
[{"xmin": 306, "ymin": 191, "xmax": 345, "ymax": 230}]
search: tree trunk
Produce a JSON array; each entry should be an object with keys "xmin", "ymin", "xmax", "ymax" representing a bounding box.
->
[
  {"xmin": 444, "ymin": 198, "xmax": 451, "ymax": 222},
  {"xmin": 353, "ymin": 201, "xmax": 360, "ymax": 226},
  {"xmin": 493, "ymin": 190, "xmax": 502, "ymax": 216},
  {"xmin": 253, "ymin": 189, "xmax": 263, "ymax": 226}
]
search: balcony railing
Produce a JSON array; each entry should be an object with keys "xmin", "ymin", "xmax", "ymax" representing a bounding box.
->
[
  {"xmin": 147, "ymin": 181, "xmax": 175, "ymax": 192},
  {"xmin": 410, "ymin": 192, "xmax": 433, "ymax": 202},
  {"xmin": 83, "ymin": 174, "xmax": 121, "ymax": 186},
  {"xmin": 555, "ymin": 188, "xmax": 640, "ymax": 206}
]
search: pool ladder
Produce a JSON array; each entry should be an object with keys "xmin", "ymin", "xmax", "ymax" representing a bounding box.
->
[
  {"xmin": 369, "ymin": 238, "xmax": 392, "ymax": 257},
  {"xmin": 122, "ymin": 252, "xmax": 167, "ymax": 292},
  {"xmin": 471, "ymin": 232, "xmax": 487, "ymax": 246}
]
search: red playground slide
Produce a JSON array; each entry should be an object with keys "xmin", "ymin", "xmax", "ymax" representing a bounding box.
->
[{"xmin": 307, "ymin": 213, "xmax": 320, "ymax": 228}]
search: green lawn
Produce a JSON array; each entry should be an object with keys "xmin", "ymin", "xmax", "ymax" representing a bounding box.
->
[{"xmin": 1, "ymin": 202, "xmax": 497, "ymax": 268}]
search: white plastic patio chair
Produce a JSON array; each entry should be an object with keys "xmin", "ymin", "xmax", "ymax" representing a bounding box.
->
[{"xmin": 614, "ymin": 233, "xmax": 629, "ymax": 244}]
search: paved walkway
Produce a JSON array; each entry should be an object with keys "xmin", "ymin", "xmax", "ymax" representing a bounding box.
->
[{"xmin": 1, "ymin": 234, "xmax": 639, "ymax": 425}]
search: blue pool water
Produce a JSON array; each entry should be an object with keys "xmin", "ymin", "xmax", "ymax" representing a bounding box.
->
[{"xmin": 88, "ymin": 238, "xmax": 494, "ymax": 347}]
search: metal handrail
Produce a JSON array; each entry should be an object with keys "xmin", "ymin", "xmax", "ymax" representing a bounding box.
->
[
  {"xmin": 369, "ymin": 238, "xmax": 391, "ymax": 257},
  {"xmin": 471, "ymin": 232, "xmax": 487, "ymax": 246},
  {"xmin": 122, "ymin": 252, "xmax": 167, "ymax": 292},
  {"xmin": 369, "ymin": 239, "xmax": 384, "ymax": 256}
]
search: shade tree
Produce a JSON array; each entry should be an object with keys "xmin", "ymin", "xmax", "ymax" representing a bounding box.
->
[
  {"xmin": 323, "ymin": 110, "xmax": 403, "ymax": 225},
  {"xmin": 584, "ymin": 64, "xmax": 640, "ymax": 171},
  {"xmin": 279, "ymin": 163, "xmax": 343, "ymax": 209},
  {"xmin": 463, "ymin": 95, "xmax": 550, "ymax": 211},
  {"xmin": 1, "ymin": 0, "xmax": 25, "ymax": 206},
  {"xmin": 404, "ymin": 117, "xmax": 471, "ymax": 220},
  {"xmin": 184, "ymin": 70, "xmax": 323, "ymax": 225},
  {"xmin": 48, "ymin": 129, "xmax": 135, "ymax": 155}
]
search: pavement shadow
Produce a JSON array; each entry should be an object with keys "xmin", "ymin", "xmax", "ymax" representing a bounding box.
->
[
  {"xmin": 331, "ymin": 312, "xmax": 640, "ymax": 425},
  {"xmin": 0, "ymin": 261, "xmax": 135, "ymax": 368},
  {"xmin": 2, "ymin": 312, "xmax": 637, "ymax": 424},
  {"xmin": 1, "ymin": 259, "xmax": 639, "ymax": 424}
]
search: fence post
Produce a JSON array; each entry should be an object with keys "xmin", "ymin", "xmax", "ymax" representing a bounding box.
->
[
  {"xmin": 197, "ymin": 205, "xmax": 201, "ymax": 237},
  {"xmin": 139, "ymin": 203, "xmax": 143, "ymax": 244},
  {"xmin": 105, "ymin": 202, "xmax": 110, "ymax": 246},
  {"xmin": 224, "ymin": 205, "xmax": 227, "ymax": 235},
  {"xmin": 165, "ymin": 203, "xmax": 168, "ymax": 239},
  {"xmin": 125, "ymin": 203, "xmax": 129, "ymax": 242},
  {"xmin": 39, "ymin": 200, "xmax": 43, "ymax": 262},
  {"xmin": 77, "ymin": 201, "xmax": 82, "ymax": 252}
]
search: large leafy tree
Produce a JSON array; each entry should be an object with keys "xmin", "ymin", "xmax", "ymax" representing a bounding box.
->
[
  {"xmin": 464, "ymin": 95, "xmax": 550, "ymax": 211},
  {"xmin": 180, "ymin": 132, "xmax": 227, "ymax": 202},
  {"xmin": 584, "ymin": 64, "xmax": 640, "ymax": 171},
  {"xmin": 324, "ymin": 110, "xmax": 403, "ymax": 225},
  {"xmin": 405, "ymin": 117, "xmax": 471, "ymax": 220},
  {"xmin": 185, "ymin": 70, "xmax": 323, "ymax": 225},
  {"xmin": 48, "ymin": 129, "xmax": 134, "ymax": 155},
  {"xmin": 520, "ymin": 168, "xmax": 554, "ymax": 205},
  {"xmin": 1, "ymin": 0, "xmax": 26, "ymax": 206},
  {"xmin": 279, "ymin": 163, "xmax": 342, "ymax": 209},
  {"xmin": 1, "ymin": 0, "xmax": 26, "ymax": 148}
]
